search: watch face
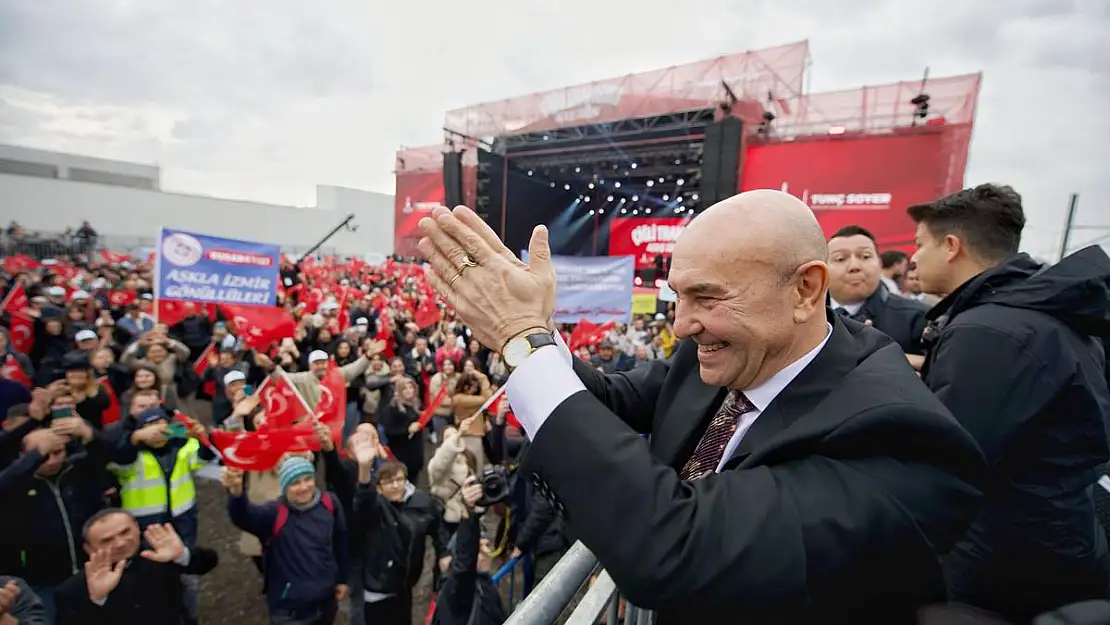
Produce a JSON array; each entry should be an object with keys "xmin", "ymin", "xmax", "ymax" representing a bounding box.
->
[{"xmin": 503, "ymin": 338, "xmax": 529, "ymax": 367}]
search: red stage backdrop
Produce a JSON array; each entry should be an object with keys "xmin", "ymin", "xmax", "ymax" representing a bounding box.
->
[
  {"xmin": 394, "ymin": 171, "xmax": 445, "ymax": 257},
  {"xmin": 740, "ymin": 130, "xmax": 946, "ymax": 250},
  {"xmin": 608, "ymin": 217, "xmax": 692, "ymax": 269}
]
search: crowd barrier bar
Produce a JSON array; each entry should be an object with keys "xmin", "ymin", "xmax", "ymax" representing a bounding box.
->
[{"xmin": 504, "ymin": 541, "xmax": 598, "ymax": 625}]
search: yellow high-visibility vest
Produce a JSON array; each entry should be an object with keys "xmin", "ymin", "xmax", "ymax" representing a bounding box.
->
[{"xmin": 109, "ymin": 438, "xmax": 205, "ymax": 518}]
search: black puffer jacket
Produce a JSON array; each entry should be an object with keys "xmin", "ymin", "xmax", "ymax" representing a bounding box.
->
[
  {"xmin": 922, "ymin": 245, "xmax": 1110, "ymax": 622},
  {"xmin": 354, "ymin": 480, "xmax": 447, "ymax": 595}
]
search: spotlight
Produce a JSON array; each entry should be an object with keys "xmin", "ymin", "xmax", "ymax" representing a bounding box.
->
[
  {"xmin": 527, "ymin": 170, "xmax": 533, "ymax": 176},
  {"xmin": 614, "ymin": 182, "xmax": 622, "ymax": 188},
  {"xmin": 647, "ymin": 180, "xmax": 654, "ymax": 187},
  {"xmin": 631, "ymin": 163, "xmax": 638, "ymax": 169},
  {"xmin": 674, "ymin": 159, "xmax": 681, "ymax": 165},
  {"xmin": 634, "ymin": 276, "xmax": 643, "ymax": 286},
  {"xmin": 658, "ymin": 177, "xmax": 664, "ymax": 183},
  {"xmin": 549, "ymin": 182, "xmax": 555, "ymax": 188},
  {"xmin": 564, "ymin": 184, "xmax": 571, "ymax": 191},
  {"xmin": 632, "ymin": 210, "xmax": 639, "ymax": 215},
  {"xmin": 575, "ymin": 166, "xmax": 581, "ymax": 173},
  {"xmin": 584, "ymin": 196, "xmax": 590, "ymax": 203},
  {"xmin": 588, "ymin": 209, "xmax": 595, "ymax": 215},
  {"xmin": 632, "ymin": 195, "xmax": 639, "ymax": 201},
  {"xmin": 598, "ymin": 209, "xmax": 605, "ymax": 215},
  {"xmin": 662, "ymin": 194, "xmax": 669, "ymax": 201},
  {"xmin": 543, "ymin": 134, "xmax": 550, "ymax": 141},
  {"xmin": 588, "ymin": 183, "xmax": 595, "ymax": 189},
  {"xmin": 620, "ymin": 208, "xmax": 627, "ymax": 214},
  {"xmin": 645, "ymin": 208, "xmax": 652, "ymax": 214},
  {"xmin": 598, "ymin": 179, "xmax": 605, "ymax": 184},
  {"xmin": 607, "ymin": 195, "xmax": 614, "ymax": 201},
  {"xmin": 692, "ymin": 193, "xmax": 699, "ymax": 200},
  {"xmin": 677, "ymin": 178, "xmax": 685, "ymax": 185}
]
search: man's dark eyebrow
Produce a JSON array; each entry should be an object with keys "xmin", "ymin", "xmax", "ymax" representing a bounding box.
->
[{"xmin": 683, "ymin": 283, "xmax": 724, "ymax": 297}]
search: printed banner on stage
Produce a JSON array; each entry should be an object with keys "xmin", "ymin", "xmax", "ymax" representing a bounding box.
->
[
  {"xmin": 155, "ymin": 228, "xmax": 280, "ymax": 305},
  {"xmin": 524, "ymin": 253, "xmax": 635, "ymax": 324},
  {"xmin": 608, "ymin": 218, "xmax": 691, "ymax": 270},
  {"xmin": 741, "ymin": 131, "xmax": 946, "ymax": 252},
  {"xmin": 394, "ymin": 171, "xmax": 445, "ymax": 258},
  {"xmin": 632, "ymin": 288, "xmax": 658, "ymax": 315}
]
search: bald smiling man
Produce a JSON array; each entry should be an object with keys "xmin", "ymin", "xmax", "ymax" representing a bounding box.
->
[{"xmin": 418, "ymin": 190, "xmax": 987, "ymax": 625}]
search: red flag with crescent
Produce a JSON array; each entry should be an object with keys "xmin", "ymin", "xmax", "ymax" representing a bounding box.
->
[
  {"xmin": 209, "ymin": 428, "xmax": 320, "ymax": 472},
  {"xmin": 220, "ymin": 304, "xmax": 296, "ymax": 351},
  {"xmin": 417, "ymin": 383, "xmax": 448, "ymax": 428},
  {"xmin": 312, "ymin": 363, "xmax": 346, "ymax": 446},
  {"xmin": 7, "ymin": 312, "xmax": 34, "ymax": 354},
  {"xmin": 256, "ymin": 370, "xmax": 311, "ymax": 429},
  {"xmin": 1, "ymin": 283, "xmax": 28, "ymax": 314},
  {"xmin": 0, "ymin": 354, "xmax": 31, "ymax": 387}
]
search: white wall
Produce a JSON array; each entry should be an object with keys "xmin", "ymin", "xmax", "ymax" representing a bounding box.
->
[
  {"xmin": 0, "ymin": 173, "xmax": 394, "ymax": 256},
  {"xmin": 0, "ymin": 144, "xmax": 161, "ymax": 186}
]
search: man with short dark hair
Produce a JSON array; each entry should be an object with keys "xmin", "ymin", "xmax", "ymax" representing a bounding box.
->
[
  {"xmin": 909, "ymin": 183, "xmax": 1110, "ymax": 622},
  {"xmin": 880, "ymin": 249, "xmax": 909, "ymax": 294},
  {"xmin": 827, "ymin": 225, "xmax": 931, "ymax": 366}
]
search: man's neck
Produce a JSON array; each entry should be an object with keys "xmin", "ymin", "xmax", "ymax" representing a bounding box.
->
[
  {"xmin": 944, "ymin": 258, "xmax": 997, "ymax": 295},
  {"xmin": 747, "ymin": 322, "xmax": 829, "ymax": 390}
]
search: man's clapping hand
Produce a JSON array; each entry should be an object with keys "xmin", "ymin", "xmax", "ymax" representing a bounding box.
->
[
  {"xmin": 0, "ymin": 580, "xmax": 19, "ymax": 616},
  {"xmin": 85, "ymin": 548, "xmax": 124, "ymax": 603},
  {"xmin": 139, "ymin": 523, "xmax": 185, "ymax": 563}
]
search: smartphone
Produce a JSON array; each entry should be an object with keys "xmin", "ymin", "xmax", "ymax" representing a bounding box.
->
[
  {"xmin": 164, "ymin": 422, "xmax": 189, "ymax": 439},
  {"xmin": 50, "ymin": 407, "xmax": 74, "ymax": 420}
]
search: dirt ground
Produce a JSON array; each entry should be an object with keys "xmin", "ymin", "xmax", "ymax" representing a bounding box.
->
[{"xmin": 194, "ymin": 443, "xmax": 527, "ymax": 625}]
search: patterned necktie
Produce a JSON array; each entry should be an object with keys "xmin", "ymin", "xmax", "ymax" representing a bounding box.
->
[{"xmin": 680, "ymin": 390, "xmax": 755, "ymax": 480}]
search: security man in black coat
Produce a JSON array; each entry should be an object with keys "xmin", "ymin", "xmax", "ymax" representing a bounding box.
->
[{"xmin": 827, "ymin": 225, "xmax": 931, "ymax": 368}]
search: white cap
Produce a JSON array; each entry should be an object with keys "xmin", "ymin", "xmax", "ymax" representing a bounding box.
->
[
  {"xmin": 321, "ymin": 300, "xmax": 339, "ymax": 311},
  {"xmin": 140, "ymin": 293, "xmax": 154, "ymax": 300},
  {"xmin": 70, "ymin": 290, "xmax": 90, "ymax": 300},
  {"xmin": 220, "ymin": 334, "xmax": 238, "ymax": 350},
  {"xmin": 655, "ymin": 313, "xmax": 666, "ymax": 321},
  {"xmin": 47, "ymin": 286, "xmax": 65, "ymax": 297},
  {"xmin": 308, "ymin": 349, "xmax": 329, "ymax": 363},
  {"xmin": 223, "ymin": 370, "xmax": 246, "ymax": 386},
  {"xmin": 355, "ymin": 317, "xmax": 369, "ymax": 325},
  {"xmin": 75, "ymin": 329, "xmax": 97, "ymax": 342}
]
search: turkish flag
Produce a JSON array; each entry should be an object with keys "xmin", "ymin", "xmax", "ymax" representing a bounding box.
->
[
  {"xmin": 99, "ymin": 250, "xmax": 131, "ymax": 264},
  {"xmin": 569, "ymin": 319, "xmax": 616, "ymax": 352},
  {"xmin": 220, "ymin": 304, "xmax": 296, "ymax": 351},
  {"xmin": 193, "ymin": 343, "xmax": 217, "ymax": 397},
  {"xmin": 97, "ymin": 377, "xmax": 122, "ymax": 426},
  {"xmin": 417, "ymin": 383, "xmax": 449, "ymax": 428},
  {"xmin": 1, "ymin": 283, "xmax": 28, "ymax": 314},
  {"xmin": 157, "ymin": 299, "xmax": 207, "ymax": 327},
  {"xmin": 2, "ymin": 255, "xmax": 40, "ymax": 275},
  {"xmin": 107, "ymin": 289, "xmax": 138, "ymax": 309},
  {"xmin": 7, "ymin": 312, "xmax": 34, "ymax": 354},
  {"xmin": 210, "ymin": 428, "xmax": 320, "ymax": 472},
  {"xmin": 256, "ymin": 371, "xmax": 311, "ymax": 429},
  {"xmin": 312, "ymin": 364, "xmax": 347, "ymax": 446},
  {"xmin": 0, "ymin": 354, "xmax": 31, "ymax": 387},
  {"xmin": 414, "ymin": 297, "xmax": 440, "ymax": 330}
]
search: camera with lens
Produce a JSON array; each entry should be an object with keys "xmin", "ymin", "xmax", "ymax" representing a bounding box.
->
[{"xmin": 476, "ymin": 465, "xmax": 510, "ymax": 507}]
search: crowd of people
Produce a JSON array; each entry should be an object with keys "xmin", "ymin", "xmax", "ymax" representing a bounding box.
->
[
  {"xmin": 2, "ymin": 182, "xmax": 1110, "ymax": 625},
  {"xmin": 0, "ymin": 246, "xmax": 675, "ymax": 625}
]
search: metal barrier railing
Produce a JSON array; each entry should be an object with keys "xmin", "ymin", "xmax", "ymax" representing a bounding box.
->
[{"xmin": 504, "ymin": 541, "xmax": 654, "ymax": 625}]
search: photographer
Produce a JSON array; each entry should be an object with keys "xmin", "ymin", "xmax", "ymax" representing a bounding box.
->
[{"xmin": 433, "ymin": 475, "xmax": 508, "ymax": 625}]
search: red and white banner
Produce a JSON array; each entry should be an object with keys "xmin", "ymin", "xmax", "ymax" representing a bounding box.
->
[
  {"xmin": 394, "ymin": 171, "xmax": 445, "ymax": 258},
  {"xmin": 608, "ymin": 218, "xmax": 692, "ymax": 270},
  {"xmin": 256, "ymin": 370, "xmax": 312, "ymax": 430},
  {"xmin": 741, "ymin": 131, "xmax": 947, "ymax": 252}
]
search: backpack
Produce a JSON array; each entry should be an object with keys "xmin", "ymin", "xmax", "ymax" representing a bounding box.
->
[{"xmin": 272, "ymin": 492, "xmax": 336, "ymax": 536}]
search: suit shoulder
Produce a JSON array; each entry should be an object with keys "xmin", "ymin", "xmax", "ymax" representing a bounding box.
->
[{"xmin": 885, "ymin": 294, "xmax": 930, "ymax": 314}]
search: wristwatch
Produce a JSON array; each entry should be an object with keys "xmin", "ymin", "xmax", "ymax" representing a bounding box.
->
[{"xmin": 502, "ymin": 331, "xmax": 557, "ymax": 370}]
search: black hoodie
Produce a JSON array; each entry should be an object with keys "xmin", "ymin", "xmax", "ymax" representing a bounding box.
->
[{"xmin": 921, "ymin": 245, "xmax": 1110, "ymax": 622}]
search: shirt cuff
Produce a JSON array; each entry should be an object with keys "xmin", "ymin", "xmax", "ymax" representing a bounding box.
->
[
  {"xmin": 552, "ymin": 328, "xmax": 573, "ymax": 366},
  {"xmin": 506, "ymin": 345, "xmax": 585, "ymax": 440},
  {"xmin": 91, "ymin": 596, "xmax": 108, "ymax": 607},
  {"xmin": 174, "ymin": 547, "xmax": 192, "ymax": 567}
]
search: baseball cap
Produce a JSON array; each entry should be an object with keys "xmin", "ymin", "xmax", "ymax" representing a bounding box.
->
[
  {"xmin": 70, "ymin": 290, "xmax": 90, "ymax": 301},
  {"xmin": 223, "ymin": 370, "xmax": 246, "ymax": 386},
  {"xmin": 46, "ymin": 286, "xmax": 65, "ymax": 297},
  {"xmin": 136, "ymin": 406, "xmax": 170, "ymax": 427},
  {"xmin": 308, "ymin": 350, "xmax": 329, "ymax": 364},
  {"xmin": 74, "ymin": 329, "xmax": 97, "ymax": 343}
]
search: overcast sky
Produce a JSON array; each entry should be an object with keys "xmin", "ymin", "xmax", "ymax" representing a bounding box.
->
[{"xmin": 1, "ymin": 0, "xmax": 1106, "ymax": 258}]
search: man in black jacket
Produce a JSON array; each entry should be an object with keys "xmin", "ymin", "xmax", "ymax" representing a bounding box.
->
[
  {"xmin": 352, "ymin": 444, "xmax": 447, "ymax": 625},
  {"xmin": 0, "ymin": 576, "xmax": 48, "ymax": 625},
  {"xmin": 55, "ymin": 509, "xmax": 218, "ymax": 625},
  {"xmin": 434, "ymin": 475, "xmax": 507, "ymax": 625},
  {"xmin": 909, "ymin": 183, "xmax": 1110, "ymax": 622}
]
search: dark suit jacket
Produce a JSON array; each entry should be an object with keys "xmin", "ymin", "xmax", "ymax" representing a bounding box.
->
[
  {"xmin": 55, "ymin": 547, "xmax": 218, "ymax": 625},
  {"xmin": 520, "ymin": 312, "xmax": 986, "ymax": 625},
  {"xmin": 849, "ymin": 284, "xmax": 932, "ymax": 355}
]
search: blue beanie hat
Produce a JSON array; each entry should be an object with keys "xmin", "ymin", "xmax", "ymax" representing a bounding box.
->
[{"xmin": 278, "ymin": 456, "xmax": 315, "ymax": 494}]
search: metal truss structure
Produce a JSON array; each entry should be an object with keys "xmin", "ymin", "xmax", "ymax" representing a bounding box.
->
[{"xmin": 497, "ymin": 108, "xmax": 715, "ymax": 152}]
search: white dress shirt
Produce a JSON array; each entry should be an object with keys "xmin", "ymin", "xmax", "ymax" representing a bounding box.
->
[
  {"xmin": 506, "ymin": 325, "xmax": 832, "ymax": 473},
  {"xmin": 828, "ymin": 296, "xmax": 864, "ymax": 317}
]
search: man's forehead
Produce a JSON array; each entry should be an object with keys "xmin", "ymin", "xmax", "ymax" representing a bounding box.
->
[{"xmin": 828, "ymin": 235, "xmax": 876, "ymax": 253}]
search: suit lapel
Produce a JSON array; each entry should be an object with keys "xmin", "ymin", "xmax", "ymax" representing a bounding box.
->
[
  {"xmin": 729, "ymin": 312, "xmax": 860, "ymax": 466},
  {"xmin": 656, "ymin": 367, "xmax": 726, "ymax": 468}
]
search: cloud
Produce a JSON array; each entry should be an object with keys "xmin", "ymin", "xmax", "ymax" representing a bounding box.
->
[{"xmin": 0, "ymin": 0, "xmax": 1105, "ymax": 257}]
